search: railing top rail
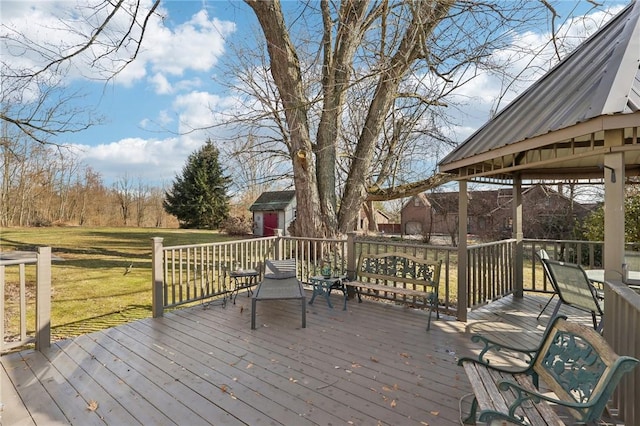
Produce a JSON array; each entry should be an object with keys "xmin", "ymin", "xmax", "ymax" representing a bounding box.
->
[
  {"xmin": 353, "ymin": 238, "xmax": 456, "ymax": 250},
  {"xmin": 281, "ymin": 236, "xmax": 347, "ymax": 243},
  {"xmin": 0, "ymin": 257, "xmax": 38, "ymax": 266},
  {"xmin": 525, "ymin": 238, "xmax": 606, "ymax": 245},
  {"xmin": 161, "ymin": 236, "xmax": 278, "ymax": 251},
  {"xmin": 468, "ymin": 238, "xmax": 516, "ymax": 249}
]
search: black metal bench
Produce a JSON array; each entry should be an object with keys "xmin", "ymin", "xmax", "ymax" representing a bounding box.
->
[
  {"xmin": 458, "ymin": 315, "xmax": 639, "ymax": 425},
  {"xmin": 351, "ymin": 253, "xmax": 441, "ymax": 330}
]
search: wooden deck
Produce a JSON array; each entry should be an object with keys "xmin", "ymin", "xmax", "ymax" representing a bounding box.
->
[{"xmin": 2, "ymin": 291, "xmax": 598, "ymax": 425}]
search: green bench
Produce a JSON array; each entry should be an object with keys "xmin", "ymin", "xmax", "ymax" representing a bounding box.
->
[
  {"xmin": 351, "ymin": 252, "xmax": 441, "ymax": 330},
  {"xmin": 458, "ymin": 315, "xmax": 638, "ymax": 425}
]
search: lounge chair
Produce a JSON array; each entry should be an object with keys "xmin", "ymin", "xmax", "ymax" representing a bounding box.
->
[{"xmin": 251, "ymin": 259, "xmax": 306, "ymax": 329}]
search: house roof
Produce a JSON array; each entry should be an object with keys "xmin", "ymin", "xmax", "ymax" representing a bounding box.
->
[
  {"xmin": 249, "ymin": 190, "xmax": 296, "ymax": 212},
  {"xmin": 439, "ymin": 0, "xmax": 640, "ymax": 182},
  {"xmin": 419, "ymin": 185, "xmax": 592, "ymax": 216}
]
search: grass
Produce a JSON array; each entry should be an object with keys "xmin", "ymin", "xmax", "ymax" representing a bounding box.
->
[{"xmin": 1, "ymin": 227, "xmax": 239, "ymax": 341}]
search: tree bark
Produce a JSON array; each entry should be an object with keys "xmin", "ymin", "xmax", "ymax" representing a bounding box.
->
[
  {"xmin": 246, "ymin": 0, "xmax": 324, "ymax": 237},
  {"xmin": 339, "ymin": 1, "xmax": 454, "ymax": 233}
]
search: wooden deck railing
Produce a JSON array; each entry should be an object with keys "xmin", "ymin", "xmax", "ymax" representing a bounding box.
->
[
  {"xmin": 603, "ymin": 280, "xmax": 640, "ymax": 425},
  {"xmin": 151, "ymin": 236, "xmax": 279, "ymax": 317},
  {"xmin": 466, "ymin": 239, "xmax": 516, "ymax": 306},
  {"xmin": 153, "ymin": 233, "xmax": 460, "ymax": 316},
  {"xmin": 280, "ymin": 235, "xmax": 349, "ymax": 278},
  {"xmin": 1, "ymin": 247, "xmax": 51, "ymax": 353}
]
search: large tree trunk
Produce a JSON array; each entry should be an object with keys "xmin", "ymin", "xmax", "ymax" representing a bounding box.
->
[
  {"xmin": 338, "ymin": 1, "xmax": 454, "ymax": 233},
  {"xmin": 246, "ymin": 0, "xmax": 325, "ymax": 237},
  {"xmin": 315, "ymin": 0, "xmax": 370, "ymax": 234}
]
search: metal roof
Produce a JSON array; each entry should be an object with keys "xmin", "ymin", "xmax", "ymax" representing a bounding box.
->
[
  {"xmin": 439, "ymin": 0, "xmax": 640, "ymax": 182},
  {"xmin": 249, "ymin": 190, "xmax": 296, "ymax": 212}
]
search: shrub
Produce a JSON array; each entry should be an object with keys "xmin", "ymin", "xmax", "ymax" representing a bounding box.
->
[{"xmin": 222, "ymin": 216, "xmax": 253, "ymax": 236}]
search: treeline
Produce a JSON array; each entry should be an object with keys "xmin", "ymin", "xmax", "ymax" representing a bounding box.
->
[{"xmin": 1, "ymin": 138, "xmax": 179, "ymax": 228}]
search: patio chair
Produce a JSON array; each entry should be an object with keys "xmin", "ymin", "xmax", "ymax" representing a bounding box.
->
[
  {"xmin": 251, "ymin": 259, "xmax": 306, "ymax": 329},
  {"xmin": 541, "ymin": 257, "xmax": 604, "ymax": 332}
]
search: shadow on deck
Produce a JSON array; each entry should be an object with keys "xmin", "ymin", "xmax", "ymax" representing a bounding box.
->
[{"xmin": 2, "ymin": 291, "xmax": 596, "ymax": 425}]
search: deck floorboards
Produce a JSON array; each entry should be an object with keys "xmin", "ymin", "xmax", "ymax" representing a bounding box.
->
[{"xmin": 2, "ymin": 291, "xmax": 597, "ymax": 425}]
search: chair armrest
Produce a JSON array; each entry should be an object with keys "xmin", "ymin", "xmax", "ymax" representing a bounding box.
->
[
  {"xmin": 495, "ymin": 379, "xmax": 598, "ymax": 422},
  {"xmin": 457, "ymin": 334, "xmax": 538, "ymax": 367}
]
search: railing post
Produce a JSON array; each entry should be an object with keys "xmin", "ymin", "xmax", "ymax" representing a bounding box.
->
[
  {"xmin": 346, "ymin": 232, "xmax": 357, "ymax": 297},
  {"xmin": 458, "ymin": 181, "xmax": 468, "ymax": 322},
  {"xmin": 346, "ymin": 232, "xmax": 357, "ymax": 280},
  {"xmin": 152, "ymin": 237, "xmax": 164, "ymax": 318},
  {"xmin": 275, "ymin": 229, "xmax": 283, "ymax": 260},
  {"xmin": 35, "ymin": 246, "xmax": 51, "ymax": 350},
  {"xmin": 0, "ymin": 264, "xmax": 4, "ymax": 352}
]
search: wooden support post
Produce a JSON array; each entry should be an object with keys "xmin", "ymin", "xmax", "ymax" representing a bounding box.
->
[
  {"xmin": 35, "ymin": 246, "xmax": 51, "ymax": 350},
  {"xmin": 458, "ymin": 180, "xmax": 468, "ymax": 322},
  {"xmin": 603, "ymin": 129, "xmax": 625, "ymax": 282},
  {"xmin": 513, "ymin": 175, "xmax": 524, "ymax": 298},
  {"xmin": 346, "ymin": 231, "xmax": 357, "ymax": 297},
  {"xmin": 275, "ymin": 229, "xmax": 283, "ymax": 260},
  {"xmin": 152, "ymin": 237, "xmax": 164, "ymax": 318}
]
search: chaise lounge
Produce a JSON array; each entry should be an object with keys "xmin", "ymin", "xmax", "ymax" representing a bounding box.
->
[{"xmin": 251, "ymin": 259, "xmax": 306, "ymax": 329}]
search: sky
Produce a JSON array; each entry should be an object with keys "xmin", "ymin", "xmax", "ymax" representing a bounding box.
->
[{"xmin": 1, "ymin": 0, "xmax": 629, "ymax": 191}]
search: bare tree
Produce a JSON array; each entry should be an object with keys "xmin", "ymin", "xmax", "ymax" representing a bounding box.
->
[
  {"xmin": 114, "ymin": 174, "xmax": 134, "ymax": 226},
  {"xmin": 240, "ymin": 0, "xmax": 570, "ymax": 238},
  {"xmin": 1, "ymin": 0, "xmax": 160, "ymax": 145},
  {"xmin": 134, "ymin": 178, "xmax": 149, "ymax": 227}
]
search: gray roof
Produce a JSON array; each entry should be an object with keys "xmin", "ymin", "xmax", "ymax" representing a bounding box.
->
[
  {"xmin": 440, "ymin": 0, "xmax": 640, "ymax": 167},
  {"xmin": 249, "ymin": 190, "xmax": 296, "ymax": 212}
]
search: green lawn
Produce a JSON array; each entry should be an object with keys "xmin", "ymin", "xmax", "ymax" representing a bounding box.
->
[{"xmin": 1, "ymin": 227, "xmax": 240, "ymax": 340}]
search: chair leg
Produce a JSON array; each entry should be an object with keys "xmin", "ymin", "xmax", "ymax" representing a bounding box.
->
[
  {"xmin": 543, "ymin": 299, "xmax": 564, "ymax": 334},
  {"xmin": 251, "ymin": 298, "xmax": 257, "ymax": 330},
  {"xmin": 537, "ymin": 293, "xmax": 556, "ymax": 320},
  {"xmin": 594, "ymin": 313, "xmax": 604, "ymax": 333}
]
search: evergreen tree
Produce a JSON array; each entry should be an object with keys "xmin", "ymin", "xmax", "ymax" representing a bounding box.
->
[{"xmin": 164, "ymin": 140, "xmax": 231, "ymax": 229}]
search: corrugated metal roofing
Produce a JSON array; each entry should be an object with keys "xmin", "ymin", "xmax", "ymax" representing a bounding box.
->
[
  {"xmin": 249, "ymin": 190, "xmax": 296, "ymax": 212},
  {"xmin": 440, "ymin": 0, "xmax": 640, "ymax": 167}
]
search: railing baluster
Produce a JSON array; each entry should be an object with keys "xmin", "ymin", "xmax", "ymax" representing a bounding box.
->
[{"xmin": 20, "ymin": 263, "xmax": 26, "ymax": 341}]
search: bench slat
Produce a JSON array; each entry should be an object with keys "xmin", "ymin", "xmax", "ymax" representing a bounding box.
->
[
  {"xmin": 464, "ymin": 363, "xmax": 565, "ymax": 425},
  {"xmin": 350, "ymin": 281, "xmax": 433, "ymax": 298},
  {"xmin": 463, "ymin": 363, "xmax": 510, "ymax": 415},
  {"xmin": 513, "ymin": 374, "xmax": 564, "ymax": 426}
]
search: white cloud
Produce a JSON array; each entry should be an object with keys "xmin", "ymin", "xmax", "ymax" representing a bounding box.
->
[
  {"xmin": 149, "ymin": 73, "xmax": 173, "ymax": 94},
  {"xmin": 2, "ymin": 1, "xmax": 235, "ymax": 88},
  {"xmin": 69, "ymin": 88, "xmax": 242, "ymax": 184},
  {"xmin": 144, "ymin": 10, "xmax": 235, "ymax": 76},
  {"xmin": 172, "ymin": 90, "xmax": 237, "ymax": 135},
  {"xmin": 71, "ymin": 136, "xmax": 191, "ymax": 184}
]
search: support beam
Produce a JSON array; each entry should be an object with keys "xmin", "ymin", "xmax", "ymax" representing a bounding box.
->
[
  {"xmin": 603, "ymin": 129, "xmax": 626, "ymax": 281},
  {"xmin": 513, "ymin": 176, "xmax": 524, "ymax": 298},
  {"xmin": 458, "ymin": 180, "xmax": 468, "ymax": 322}
]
